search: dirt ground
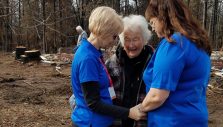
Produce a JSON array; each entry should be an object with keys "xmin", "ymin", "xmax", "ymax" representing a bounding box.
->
[
  {"xmin": 0, "ymin": 52, "xmax": 223, "ymax": 127},
  {"xmin": 0, "ymin": 52, "xmax": 72, "ymax": 127}
]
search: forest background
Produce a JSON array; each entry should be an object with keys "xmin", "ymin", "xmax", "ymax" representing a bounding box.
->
[
  {"xmin": 0, "ymin": 0, "xmax": 223, "ymax": 53},
  {"xmin": 0, "ymin": 0, "xmax": 223, "ymax": 126}
]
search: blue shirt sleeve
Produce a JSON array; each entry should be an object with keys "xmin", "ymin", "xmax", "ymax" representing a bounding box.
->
[
  {"xmin": 151, "ymin": 40, "xmax": 185, "ymax": 91},
  {"xmin": 79, "ymin": 57, "xmax": 99, "ymax": 83}
]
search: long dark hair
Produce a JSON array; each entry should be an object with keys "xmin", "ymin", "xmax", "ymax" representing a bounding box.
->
[{"xmin": 145, "ymin": 0, "xmax": 211, "ymax": 55}]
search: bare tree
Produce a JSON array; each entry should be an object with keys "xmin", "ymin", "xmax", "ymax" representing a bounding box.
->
[
  {"xmin": 209, "ymin": 0, "xmax": 219, "ymax": 49},
  {"xmin": 203, "ymin": 0, "xmax": 208, "ymax": 29},
  {"xmin": 0, "ymin": 0, "xmax": 223, "ymax": 52},
  {"xmin": 42, "ymin": 0, "xmax": 46, "ymax": 53},
  {"xmin": 187, "ymin": 0, "xmax": 191, "ymax": 7}
]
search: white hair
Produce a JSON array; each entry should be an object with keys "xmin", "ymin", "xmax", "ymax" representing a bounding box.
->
[
  {"xmin": 119, "ymin": 15, "xmax": 152, "ymax": 46},
  {"xmin": 76, "ymin": 25, "xmax": 83, "ymax": 32}
]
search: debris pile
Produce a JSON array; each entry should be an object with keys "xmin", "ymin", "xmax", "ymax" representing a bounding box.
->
[
  {"xmin": 209, "ymin": 51, "xmax": 223, "ymax": 94},
  {"xmin": 40, "ymin": 53, "xmax": 73, "ymax": 65}
]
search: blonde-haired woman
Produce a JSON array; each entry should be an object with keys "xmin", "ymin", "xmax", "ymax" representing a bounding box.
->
[{"xmin": 71, "ymin": 6, "xmax": 146, "ymax": 127}]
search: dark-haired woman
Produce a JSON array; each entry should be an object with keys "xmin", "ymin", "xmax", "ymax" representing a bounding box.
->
[{"xmin": 140, "ymin": 0, "xmax": 212, "ymax": 127}]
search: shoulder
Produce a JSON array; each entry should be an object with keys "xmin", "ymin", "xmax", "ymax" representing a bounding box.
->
[
  {"xmin": 76, "ymin": 48, "xmax": 99, "ymax": 65},
  {"xmin": 159, "ymin": 33, "xmax": 187, "ymax": 51},
  {"xmin": 156, "ymin": 35, "xmax": 186, "ymax": 62},
  {"xmin": 171, "ymin": 33, "xmax": 192, "ymax": 47},
  {"xmin": 76, "ymin": 55, "xmax": 98, "ymax": 67},
  {"xmin": 145, "ymin": 45, "xmax": 154, "ymax": 54}
]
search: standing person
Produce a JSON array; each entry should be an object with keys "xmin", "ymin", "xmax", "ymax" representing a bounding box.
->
[
  {"xmin": 140, "ymin": 0, "xmax": 212, "ymax": 127},
  {"xmin": 106, "ymin": 15, "xmax": 153, "ymax": 127},
  {"xmin": 71, "ymin": 6, "xmax": 146, "ymax": 127},
  {"xmin": 73, "ymin": 25, "xmax": 88, "ymax": 53}
]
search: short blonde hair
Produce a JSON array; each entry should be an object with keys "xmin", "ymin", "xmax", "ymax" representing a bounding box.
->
[
  {"xmin": 89, "ymin": 6, "xmax": 123, "ymax": 38},
  {"xmin": 119, "ymin": 15, "xmax": 152, "ymax": 46}
]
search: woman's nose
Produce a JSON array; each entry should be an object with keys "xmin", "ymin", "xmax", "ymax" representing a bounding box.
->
[{"xmin": 128, "ymin": 41, "xmax": 135, "ymax": 48}]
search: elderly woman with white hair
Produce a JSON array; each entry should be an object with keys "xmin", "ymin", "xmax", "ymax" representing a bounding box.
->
[
  {"xmin": 71, "ymin": 7, "xmax": 146, "ymax": 127},
  {"xmin": 106, "ymin": 15, "xmax": 154, "ymax": 127},
  {"xmin": 73, "ymin": 25, "xmax": 88, "ymax": 53},
  {"xmin": 76, "ymin": 25, "xmax": 88, "ymax": 45}
]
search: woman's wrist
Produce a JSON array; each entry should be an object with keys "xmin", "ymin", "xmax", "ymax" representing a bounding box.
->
[{"xmin": 138, "ymin": 103, "xmax": 144, "ymax": 112}]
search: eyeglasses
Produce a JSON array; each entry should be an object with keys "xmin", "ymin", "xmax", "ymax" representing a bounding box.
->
[
  {"xmin": 149, "ymin": 18, "xmax": 157, "ymax": 27},
  {"xmin": 149, "ymin": 21, "xmax": 155, "ymax": 27}
]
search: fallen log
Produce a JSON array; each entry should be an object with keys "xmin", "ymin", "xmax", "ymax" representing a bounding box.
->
[{"xmin": 25, "ymin": 50, "xmax": 41, "ymax": 59}]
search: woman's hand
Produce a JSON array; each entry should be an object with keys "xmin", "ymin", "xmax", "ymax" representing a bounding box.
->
[{"xmin": 128, "ymin": 104, "xmax": 147, "ymax": 121}]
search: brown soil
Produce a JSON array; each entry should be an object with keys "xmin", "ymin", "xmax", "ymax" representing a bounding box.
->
[
  {"xmin": 0, "ymin": 52, "xmax": 72, "ymax": 127},
  {"xmin": 0, "ymin": 52, "xmax": 223, "ymax": 127}
]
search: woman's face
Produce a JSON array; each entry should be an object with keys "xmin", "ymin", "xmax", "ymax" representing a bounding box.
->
[
  {"xmin": 123, "ymin": 27, "xmax": 144, "ymax": 58},
  {"xmin": 149, "ymin": 17, "xmax": 163, "ymax": 38}
]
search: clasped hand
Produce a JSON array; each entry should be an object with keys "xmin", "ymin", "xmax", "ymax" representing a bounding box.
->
[{"xmin": 129, "ymin": 104, "xmax": 147, "ymax": 121}]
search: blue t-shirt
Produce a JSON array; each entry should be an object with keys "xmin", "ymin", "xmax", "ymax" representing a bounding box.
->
[
  {"xmin": 143, "ymin": 33, "xmax": 211, "ymax": 127},
  {"xmin": 71, "ymin": 38, "xmax": 113, "ymax": 127}
]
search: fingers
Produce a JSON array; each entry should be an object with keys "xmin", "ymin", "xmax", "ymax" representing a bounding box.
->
[
  {"xmin": 136, "ymin": 104, "xmax": 147, "ymax": 118},
  {"xmin": 129, "ymin": 104, "xmax": 147, "ymax": 121}
]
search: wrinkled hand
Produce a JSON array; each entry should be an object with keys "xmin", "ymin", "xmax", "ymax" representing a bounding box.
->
[{"xmin": 128, "ymin": 104, "xmax": 147, "ymax": 121}]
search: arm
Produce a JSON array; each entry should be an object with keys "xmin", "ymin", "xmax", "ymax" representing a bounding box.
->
[
  {"xmin": 140, "ymin": 88, "xmax": 170, "ymax": 112},
  {"xmin": 79, "ymin": 57, "xmax": 145, "ymax": 120},
  {"xmin": 141, "ymin": 38, "xmax": 185, "ymax": 112},
  {"xmin": 82, "ymin": 81, "xmax": 146, "ymax": 120}
]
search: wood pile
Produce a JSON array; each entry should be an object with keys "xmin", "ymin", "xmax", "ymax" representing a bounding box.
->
[{"xmin": 15, "ymin": 46, "xmax": 41, "ymax": 63}]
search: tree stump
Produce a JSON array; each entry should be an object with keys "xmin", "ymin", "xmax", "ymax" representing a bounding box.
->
[
  {"xmin": 25, "ymin": 50, "xmax": 41, "ymax": 61},
  {"xmin": 15, "ymin": 46, "xmax": 26, "ymax": 60},
  {"xmin": 20, "ymin": 55, "xmax": 28, "ymax": 63}
]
